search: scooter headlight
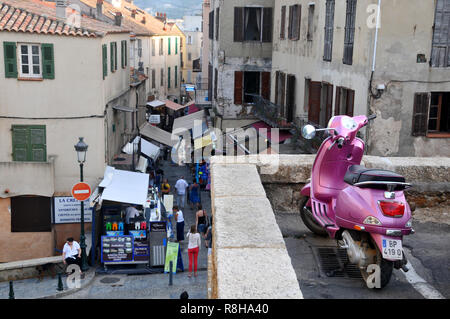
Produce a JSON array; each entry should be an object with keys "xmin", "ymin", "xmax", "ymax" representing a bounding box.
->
[
  {"xmin": 405, "ymin": 219, "xmax": 412, "ymax": 228},
  {"xmin": 363, "ymin": 216, "xmax": 382, "ymax": 226},
  {"xmin": 341, "ymin": 117, "xmax": 358, "ymax": 130}
]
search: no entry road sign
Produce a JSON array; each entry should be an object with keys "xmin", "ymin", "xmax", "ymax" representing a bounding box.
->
[{"xmin": 71, "ymin": 182, "xmax": 91, "ymax": 201}]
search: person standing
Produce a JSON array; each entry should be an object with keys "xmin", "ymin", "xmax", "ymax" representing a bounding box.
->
[
  {"xmin": 173, "ymin": 205, "xmax": 185, "ymax": 242},
  {"xmin": 161, "ymin": 178, "xmax": 171, "ymax": 195},
  {"xmin": 189, "ymin": 181, "xmax": 201, "ymax": 210},
  {"xmin": 174, "ymin": 176, "xmax": 189, "ymax": 209},
  {"xmin": 186, "ymin": 225, "xmax": 201, "ymax": 277},
  {"xmin": 204, "ymin": 217, "xmax": 213, "ymax": 256},
  {"xmin": 62, "ymin": 237, "xmax": 82, "ymax": 274},
  {"xmin": 195, "ymin": 204, "xmax": 208, "ymax": 235}
]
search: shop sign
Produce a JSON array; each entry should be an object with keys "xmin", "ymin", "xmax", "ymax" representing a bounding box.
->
[
  {"xmin": 101, "ymin": 235, "xmax": 134, "ymax": 263},
  {"xmin": 53, "ymin": 196, "xmax": 92, "ymax": 224},
  {"xmin": 149, "ymin": 114, "xmax": 160, "ymax": 124}
]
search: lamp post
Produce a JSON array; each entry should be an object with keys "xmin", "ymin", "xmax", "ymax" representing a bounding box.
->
[{"xmin": 74, "ymin": 137, "xmax": 89, "ymax": 272}]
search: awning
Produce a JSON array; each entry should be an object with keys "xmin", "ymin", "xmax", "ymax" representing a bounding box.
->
[
  {"xmin": 164, "ymin": 100, "xmax": 186, "ymax": 111},
  {"xmin": 136, "ymin": 156, "xmax": 148, "ymax": 173},
  {"xmin": 188, "ymin": 104, "xmax": 200, "ymax": 114},
  {"xmin": 113, "ymin": 105, "xmax": 136, "ymax": 112},
  {"xmin": 140, "ymin": 138, "xmax": 160, "ymax": 161},
  {"xmin": 172, "ymin": 110, "xmax": 205, "ymax": 138},
  {"xmin": 252, "ymin": 122, "xmax": 293, "ymax": 143},
  {"xmin": 194, "ymin": 134, "xmax": 213, "ymax": 150},
  {"xmin": 140, "ymin": 122, "xmax": 177, "ymax": 147},
  {"xmin": 146, "ymin": 100, "xmax": 165, "ymax": 108},
  {"xmin": 99, "ymin": 166, "xmax": 149, "ymax": 206}
]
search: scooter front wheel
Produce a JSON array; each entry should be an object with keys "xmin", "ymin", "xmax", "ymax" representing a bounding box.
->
[{"xmin": 299, "ymin": 197, "xmax": 328, "ymax": 237}]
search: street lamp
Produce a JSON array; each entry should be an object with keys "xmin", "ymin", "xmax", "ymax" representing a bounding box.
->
[{"xmin": 74, "ymin": 137, "xmax": 89, "ymax": 272}]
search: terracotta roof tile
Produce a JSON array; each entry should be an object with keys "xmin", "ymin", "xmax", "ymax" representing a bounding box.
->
[{"xmin": 0, "ymin": 0, "xmax": 131, "ymax": 37}]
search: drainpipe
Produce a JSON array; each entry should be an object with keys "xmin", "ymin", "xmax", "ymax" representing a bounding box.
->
[
  {"xmin": 369, "ymin": 0, "xmax": 382, "ymax": 99},
  {"xmin": 367, "ymin": 0, "xmax": 382, "ymax": 154}
]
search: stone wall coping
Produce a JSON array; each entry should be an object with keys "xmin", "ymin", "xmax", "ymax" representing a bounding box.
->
[{"xmin": 0, "ymin": 256, "xmax": 62, "ymax": 271}]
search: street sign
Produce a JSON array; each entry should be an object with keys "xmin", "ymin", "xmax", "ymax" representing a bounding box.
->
[{"xmin": 71, "ymin": 182, "xmax": 91, "ymax": 201}]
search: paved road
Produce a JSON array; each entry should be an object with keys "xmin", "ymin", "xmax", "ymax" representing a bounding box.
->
[{"xmin": 276, "ymin": 212, "xmax": 449, "ymax": 299}]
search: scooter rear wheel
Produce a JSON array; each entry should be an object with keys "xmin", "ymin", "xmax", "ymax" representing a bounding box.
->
[
  {"xmin": 360, "ymin": 242, "xmax": 394, "ymax": 289},
  {"xmin": 299, "ymin": 196, "xmax": 328, "ymax": 237}
]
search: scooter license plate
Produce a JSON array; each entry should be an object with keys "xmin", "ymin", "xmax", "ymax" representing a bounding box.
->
[{"xmin": 382, "ymin": 238, "xmax": 403, "ymax": 260}]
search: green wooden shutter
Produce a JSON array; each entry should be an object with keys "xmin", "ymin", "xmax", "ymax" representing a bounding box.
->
[
  {"xmin": 12, "ymin": 126, "xmax": 28, "ymax": 161},
  {"xmin": 102, "ymin": 44, "xmax": 107, "ymax": 79},
  {"xmin": 114, "ymin": 42, "xmax": 117, "ymax": 71},
  {"xmin": 41, "ymin": 43, "xmax": 54, "ymax": 79},
  {"xmin": 3, "ymin": 41, "xmax": 17, "ymax": 78},
  {"xmin": 121, "ymin": 41, "xmax": 124, "ymax": 69},
  {"xmin": 12, "ymin": 125, "xmax": 46, "ymax": 162},
  {"xmin": 168, "ymin": 38, "xmax": 171, "ymax": 55},
  {"xmin": 110, "ymin": 42, "xmax": 114, "ymax": 72},
  {"xmin": 175, "ymin": 37, "xmax": 178, "ymax": 55},
  {"xmin": 30, "ymin": 126, "xmax": 46, "ymax": 162},
  {"xmin": 168, "ymin": 66, "xmax": 171, "ymax": 89},
  {"xmin": 175, "ymin": 65, "xmax": 178, "ymax": 88}
]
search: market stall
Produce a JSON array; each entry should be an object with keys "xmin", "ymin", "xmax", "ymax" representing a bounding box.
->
[{"xmin": 93, "ymin": 166, "xmax": 167, "ymax": 270}]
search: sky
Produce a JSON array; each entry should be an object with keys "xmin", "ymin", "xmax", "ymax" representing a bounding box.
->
[{"xmin": 133, "ymin": 0, "xmax": 203, "ymax": 19}]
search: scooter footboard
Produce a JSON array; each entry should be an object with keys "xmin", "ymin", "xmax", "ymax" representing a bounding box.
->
[{"xmin": 311, "ymin": 198, "xmax": 336, "ymax": 228}]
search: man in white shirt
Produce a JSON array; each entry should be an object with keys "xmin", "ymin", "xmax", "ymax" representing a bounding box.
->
[
  {"xmin": 173, "ymin": 205, "xmax": 185, "ymax": 242},
  {"xmin": 125, "ymin": 205, "xmax": 140, "ymax": 224},
  {"xmin": 174, "ymin": 176, "xmax": 189, "ymax": 209},
  {"xmin": 62, "ymin": 237, "xmax": 82, "ymax": 274}
]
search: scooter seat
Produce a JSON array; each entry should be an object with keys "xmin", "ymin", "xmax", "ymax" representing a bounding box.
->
[{"xmin": 344, "ymin": 165, "xmax": 406, "ymax": 189}]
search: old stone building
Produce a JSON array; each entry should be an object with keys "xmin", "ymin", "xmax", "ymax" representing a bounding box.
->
[{"xmin": 270, "ymin": 0, "xmax": 450, "ymax": 157}]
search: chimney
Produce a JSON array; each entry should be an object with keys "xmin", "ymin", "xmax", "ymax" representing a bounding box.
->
[
  {"xmin": 115, "ymin": 12, "xmax": 122, "ymax": 26},
  {"xmin": 141, "ymin": 16, "xmax": 146, "ymax": 24},
  {"xmin": 56, "ymin": 0, "xmax": 68, "ymax": 19},
  {"xmin": 131, "ymin": 9, "xmax": 136, "ymax": 19},
  {"xmin": 96, "ymin": 0, "xmax": 103, "ymax": 19}
]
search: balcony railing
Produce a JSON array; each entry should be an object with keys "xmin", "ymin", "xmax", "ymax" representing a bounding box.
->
[{"xmin": 249, "ymin": 94, "xmax": 295, "ymax": 129}]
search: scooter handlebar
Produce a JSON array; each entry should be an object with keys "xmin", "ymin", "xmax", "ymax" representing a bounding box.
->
[{"xmin": 368, "ymin": 114, "xmax": 377, "ymax": 121}]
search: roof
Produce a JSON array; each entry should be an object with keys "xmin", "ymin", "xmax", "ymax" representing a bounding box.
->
[
  {"xmin": 0, "ymin": 0, "xmax": 129, "ymax": 37},
  {"xmin": 140, "ymin": 122, "xmax": 177, "ymax": 147},
  {"xmin": 164, "ymin": 99, "xmax": 186, "ymax": 111},
  {"xmin": 80, "ymin": 0, "xmax": 185, "ymax": 37}
]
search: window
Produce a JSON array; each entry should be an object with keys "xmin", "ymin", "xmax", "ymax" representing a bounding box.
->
[
  {"xmin": 324, "ymin": 0, "xmax": 335, "ymax": 62},
  {"xmin": 175, "ymin": 65, "xmax": 178, "ymax": 88},
  {"xmin": 214, "ymin": 68, "xmax": 218, "ymax": 100},
  {"xmin": 121, "ymin": 40, "xmax": 127, "ymax": 69},
  {"xmin": 335, "ymin": 87, "xmax": 355, "ymax": 117},
  {"xmin": 413, "ymin": 92, "xmax": 450, "ymax": 136},
  {"xmin": 175, "ymin": 37, "xmax": 178, "ymax": 55},
  {"xmin": 160, "ymin": 68, "xmax": 164, "ymax": 87},
  {"xmin": 11, "ymin": 125, "xmax": 46, "ymax": 162},
  {"xmin": 307, "ymin": 4, "xmax": 315, "ymax": 41},
  {"xmin": 160, "ymin": 38, "xmax": 164, "ymax": 56},
  {"xmin": 234, "ymin": 71, "xmax": 271, "ymax": 105},
  {"xmin": 431, "ymin": 0, "xmax": 450, "ymax": 67},
  {"xmin": 152, "ymin": 38, "xmax": 156, "ymax": 56},
  {"xmin": 168, "ymin": 66, "xmax": 171, "ymax": 89},
  {"xmin": 168, "ymin": 38, "xmax": 171, "ymax": 55},
  {"xmin": 152, "ymin": 69, "xmax": 156, "ymax": 89},
  {"xmin": 288, "ymin": 5, "xmax": 301, "ymax": 40},
  {"xmin": 209, "ymin": 10, "xmax": 215, "ymax": 40},
  {"xmin": 188, "ymin": 52, "xmax": 192, "ymax": 61},
  {"xmin": 233, "ymin": 7, "xmax": 273, "ymax": 42},
  {"xmin": 343, "ymin": 0, "xmax": 357, "ymax": 65},
  {"xmin": 275, "ymin": 72, "xmax": 295, "ymax": 122},
  {"xmin": 208, "ymin": 64, "xmax": 213, "ymax": 101},
  {"xmin": 308, "ymin": 81, "xmax": 333, "ymax": 127},
  {"xmin": 216, "ymin": 8, "xmax": 220, "ymax": 40},
  {"xmin": 3, "ymin": 42, "xmax": 54, "ymax": 79},
  {"xmin": 102, "ymin": 44, "xmax": 107, "ymax": 79},
  {"xmin": 110, "ymin": 42, "xmax": 117, "ymax": 72},
  {"xmin": 280, "ymin": 6, "xmax": 286, "ymax": 39},
  {"xmin": 18, "ymin": 43, "xmax": 41, "ymax": 78},
  {"xmin": 11, "ymin": 196, "xmax": 51, "ymax": 232}
]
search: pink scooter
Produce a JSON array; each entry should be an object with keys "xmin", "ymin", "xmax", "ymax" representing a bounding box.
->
[{"xmin": 300, "ymin": 115, "xmax": 414, "ymax": 289}]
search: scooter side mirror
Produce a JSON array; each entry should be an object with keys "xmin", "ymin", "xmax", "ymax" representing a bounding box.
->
[{"xmin": 302, "ymin": 125, "xmax": 316, "ymax": 140}]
